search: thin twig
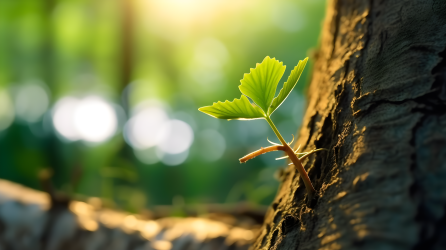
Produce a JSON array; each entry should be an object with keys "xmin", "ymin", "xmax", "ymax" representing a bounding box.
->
[{"xmin": 239, "ymin": 145, "xmax": 286, "ymax": 163}]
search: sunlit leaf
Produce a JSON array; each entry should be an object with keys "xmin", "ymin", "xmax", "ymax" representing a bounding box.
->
[
  {"xmin": 238, "ymin": 56, "xmax": 286, "ymax": 114},
  {"xmin": 198, "ymin": 95, "xmax": 265, "ymax": 120},
  {"xmin": 268, "ymin": 57, "xmax": 308, "ymax": 115}
]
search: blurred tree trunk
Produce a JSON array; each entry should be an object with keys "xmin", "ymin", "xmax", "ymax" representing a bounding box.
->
[{"xmin": 251, "ymin": 0, "xmax": 446, "ymax": 249}]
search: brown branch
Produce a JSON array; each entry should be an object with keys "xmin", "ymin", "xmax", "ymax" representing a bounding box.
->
[
  {"xmin": 283, "ymin": 144, "xmax": 317, "ymax": 200},
  {"xmin": 239, "ymin": 145, "xmax": 286, "ymax": 163}
]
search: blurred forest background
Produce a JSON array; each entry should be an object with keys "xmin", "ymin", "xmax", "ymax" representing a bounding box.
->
[{"xmin": 0, "ymin": 0, "xmax": 326, "ymax": 215}]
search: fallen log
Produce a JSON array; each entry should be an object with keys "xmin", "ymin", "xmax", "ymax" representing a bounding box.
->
[{"xmin": 0, "ymin": 179, "xmax": 258, "ymax": 250}]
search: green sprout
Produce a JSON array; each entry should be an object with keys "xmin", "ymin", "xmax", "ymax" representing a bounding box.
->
[{"xmin": 198, "ymin": 56, "xmax": 326, "ymax": 200}]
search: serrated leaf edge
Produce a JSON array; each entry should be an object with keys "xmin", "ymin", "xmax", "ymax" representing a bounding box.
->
[
  {"xmin": 268, "ymin": 57, "xmax": 308, "ymax": 116},
  {"xmin": 198, "ymin": 95, "xmax": 265, "ymax": 120},
  {"xmin": 238, "ymin": 56, "xmax": 286, "ymax": 113}
]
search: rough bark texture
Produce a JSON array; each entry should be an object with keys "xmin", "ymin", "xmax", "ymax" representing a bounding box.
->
[
  {"xmin": 252, "ymin": 0, "xmax": 446, "ymax": 249},
  {"xmin": 0, "ymin": 179, "xmax": 257, "ymax": 250}
]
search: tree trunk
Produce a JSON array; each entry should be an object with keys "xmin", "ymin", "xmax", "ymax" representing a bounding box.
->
[{"xmin": 251, "ymin": 0, "xmax": 446, "ymax": 249}]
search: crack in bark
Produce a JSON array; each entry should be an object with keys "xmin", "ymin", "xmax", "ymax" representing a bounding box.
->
[
  {"xmin": 269, "ymin": 229, "xmax": 279, "ymax": 250},
  {"xmin": 431, "ymin": 45, "xmax": 446, "ymax": 101},
  {"xmin": 411, "ymin": 42, "xmax": 446, "ymax": 250},
  {"xmin": 415, "ymin": 205, "xmax": 446, "ymax": 249},
  {"xmin": 353, "ymin": 89, "xmax": 446, "ymax": 118},
  {"xmin": 355, "ymin": 43, "xmax": 446, "ymax": 120},
  {"xmin": 303, "ymin": 112, "xmax": 319, "ymax": 150},
  {"xmin": 281, "ymin": 216, "xmax": 300, "ymax": 235},
  {"xmin": 312, "ymin": 115, "xmax": 334, "ymax": 190}
]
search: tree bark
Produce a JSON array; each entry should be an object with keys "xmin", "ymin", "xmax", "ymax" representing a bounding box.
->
[{"xmin": 251, "ymin": 0, "xmax": 446, "ymax": 249}]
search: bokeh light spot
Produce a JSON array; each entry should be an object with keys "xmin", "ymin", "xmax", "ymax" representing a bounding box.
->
[
  {"xmin": 134, "ymin": 147, "xmax": 160, "ymax": 165},
  {"xmin": 124, "ymin": 101, "xmax": 194, "ymax": 166},
  {"xmin": 158, "ymin": 149, "xmax": 189, "ymax": 166},
  {"xmin": 52, "ymin": 96, "xmax": 118, "ymax": 143},
  {"xmin": 197, "ymin": 129, "xmax": 226, "ymax": 162},
  {"xmin": 73, "ymin": 96, "xmax": 118, "ymax": 142},
  {"xmin": 52, "ymin": 97, "xmax": 80, "ymax": 141},
  {"xmin": 14, "ymin": 82, "xmax": 50, "ymax": 123},
  {"xmin": 124, "ymin": 105, "xmax": 169, "ymax": 149},
  {"xmin": 157, "ymin": 119, "xmax": 194, "ymax": 154}
]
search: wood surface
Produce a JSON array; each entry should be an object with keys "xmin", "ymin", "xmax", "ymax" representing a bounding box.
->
[{"xmin": 0, "ymin": 179, "xmax": 257, "ymax": 250}]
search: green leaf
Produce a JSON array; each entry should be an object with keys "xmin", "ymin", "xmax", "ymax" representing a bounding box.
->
[
  {"xmin": 238, "ymin": 56, "xmax": 286, "ymax": 114},
  {"xmin": 268, "ymin": 57, "xmax": 308, "ymax": 115},
  {"xmin": 198, "ymin": 95, "xmax": 265, "ymax": 120}
]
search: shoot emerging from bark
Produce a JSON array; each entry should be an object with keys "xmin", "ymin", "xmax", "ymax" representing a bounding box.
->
[{"xmin": 198, "ymin": 56, "xmax": 326, "ymax": 200}]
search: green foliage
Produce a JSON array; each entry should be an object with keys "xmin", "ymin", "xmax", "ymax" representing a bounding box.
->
[
  {"xmin": 239, "ymin": 56, "xmax": 285, "ymax": 113},
  {"xmin": 198, "ymin": 95, "xmax": 264, "ymax": 120},
  {"xmin": 269, "ymin": 57, "xmax": 308, "ymax": 115},
  {"xmin": 199, "ymin": 56, "xmax": 308, "ymax": 120}
]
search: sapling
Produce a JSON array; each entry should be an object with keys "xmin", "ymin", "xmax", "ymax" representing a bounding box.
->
[{"xmin": 198, "ymin": 56, "xmax": 326, "ymax": 201}]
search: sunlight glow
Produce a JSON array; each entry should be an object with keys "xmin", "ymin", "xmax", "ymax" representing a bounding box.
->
[
  {"xmin": 189, "ymin": 38, "xmax": 228, "ymax": 92},
  {"xmin": 271, "ymin": 2, "xmax": 306, "ymax": 33},
  {"xmin": 148, "ymin": 0, "xmax": 208, "ymax": 25}
]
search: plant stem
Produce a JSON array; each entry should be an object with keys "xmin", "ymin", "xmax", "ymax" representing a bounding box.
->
[
  {"xmin": 265, "ymin": 116, "xmax": 316, "ymax": 199},
  {"xmin": 264, "ymin": 116, "xmax": 287, "ymax": 146},
  {"xmin": 239, "ymin": 145, "xmax": 285, "ymax": 163}
]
